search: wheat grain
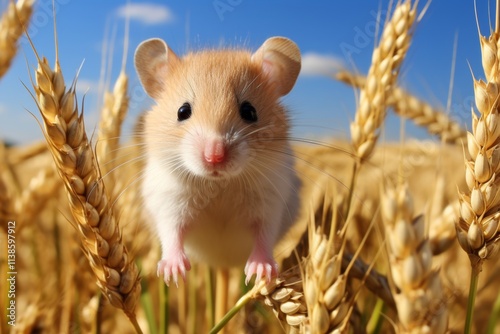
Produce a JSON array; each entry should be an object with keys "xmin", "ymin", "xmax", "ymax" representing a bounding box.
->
[
  {"xmin": 350, "ymin": 0, "xmax": 416, "ymax": 160},
  {"xmin": 337, "ymin": 71, "xmax": 467, "ymax": 144},
  {"xmin": 0, "ymin": 0, "xmax": 34, "ymax": 78},
  {"xmin": 257, "ymin": 269, "xmax": 306, "ymax": 331},
  {"xmin": 381, "ymin": 182, "xmax": 448, "ymax": 333},
  {"xmin": 31, "ymin": 55, "xmax": 142, "ymax": 328}
]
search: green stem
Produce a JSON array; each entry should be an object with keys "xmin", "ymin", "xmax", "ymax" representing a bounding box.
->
[
  {"xmin": 206, "ymin": 267, "xmax": 214, "ymax": 329},
  {"xmin": 159, "ymin": 275, "xmax": 169, "ymax": 334},
  {"xmin": 366, "ymin": 298, "xmax": 385, "ymax": 334},
  {"xmin": 486, "ymin": 285, "xmax": 500, "ymax": 333},
  {"xmin": 140, "ymin": 282, "xmax": 157, "ymax": 334},
  {"xmin": 209, "ymin": 291, "xmax": 253, "ymax": 334},
  {"xmin": 465, "ymin": 256, "xmax": 482, "ymax": 334},
  {"xmin": 344, "ymin": 160, "xmax": 359, "ymax": 220}
]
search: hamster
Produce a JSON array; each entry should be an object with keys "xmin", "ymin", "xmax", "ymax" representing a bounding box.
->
[{"xmin": 134, "ymin": 36, "xmax": 302, "ymax": 286}]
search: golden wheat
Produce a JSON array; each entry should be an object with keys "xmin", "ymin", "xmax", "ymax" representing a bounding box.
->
[
  {"xmin": 457, "ymin": 28, "xmax": 500, "ymax": 264},
  {"xmin": 12, "ymin": 165, "xmax": 59, "ymax": 231},
  {"xmin": 96, "ymin": 70, "xmax": 129, "ymax": 181},
  {"xmin": 0, "ymin": 0, "xmax": 34, "ymax": 78},
  {"xmin": 31, "ymin": 56, "xmax": 142, "ymax": 327},
  {"xmin": 337, "ymin": 71, "xmax": 467, "ymax": 144},
  {"xmin": 350, "ymin": 0, "xmax": 416, "ymax": 160},
  {"xmin": 381, "ymin": 182, "xmax": 448, "ymax": 333}
]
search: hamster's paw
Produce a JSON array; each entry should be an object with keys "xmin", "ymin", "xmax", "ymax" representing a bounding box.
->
[
  {"xmin": 244, "ymin": 254, "xmax": 278, "ymax": 285},
  {"xmin": 157, "ymin": 251, "xmax": 191, "ymax": 287}
]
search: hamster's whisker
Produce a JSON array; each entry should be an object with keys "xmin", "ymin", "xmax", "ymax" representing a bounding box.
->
[{"xmin": 109, "ymin": 169, "xmax": 147, "ymax": 209}]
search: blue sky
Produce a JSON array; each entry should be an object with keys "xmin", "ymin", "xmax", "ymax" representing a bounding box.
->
[{"xmin": 0, "ymin": 0, "xmax": 491, "ymax": 144}]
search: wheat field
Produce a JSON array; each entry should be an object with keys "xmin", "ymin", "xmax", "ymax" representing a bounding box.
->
[{"xmin": 1, "ymin": 0, "xmax": 500, "ymax": 333}]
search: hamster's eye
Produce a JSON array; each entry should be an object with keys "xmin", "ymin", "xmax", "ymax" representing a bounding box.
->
[
  {"xmin": 177, "ymin": 102, "xmax": 192, "ymax": 121},
  {"xmin": 239, "ymin": 101, "xmax": 257, "ymax": 123}
]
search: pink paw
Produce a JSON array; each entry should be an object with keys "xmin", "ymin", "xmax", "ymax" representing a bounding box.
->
[
  {"xmin": 244, "ymin": 256, "xmax": 278, "ymax": 285},
  {"xmin": 157, "ymin": 252, "xmax": 191, "ymax": 287}
]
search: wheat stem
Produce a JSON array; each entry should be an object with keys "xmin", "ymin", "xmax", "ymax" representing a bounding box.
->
[
  {"xmin": 210, "ymin": 289, "xmax": 254, "ymax": 334},
  {"xmin": 465, "ymin": 257, "xmax": 481, "ymax": 334}
]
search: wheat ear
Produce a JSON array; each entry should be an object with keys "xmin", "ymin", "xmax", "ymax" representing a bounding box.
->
[
  {"xmin": 13, "ymin": 166, "xmax": 60, "ymax": 231},
  {"xmin": 31, "ymin": 56, "xmax": 142, "ymax": 330},
  {"xmin": 381, "ymin": 183, "xmax": 448, "ymax": 333},
  {"xmin": 337, "ymin": 71, "xmax": 467, "ymax": 144},
  {"xmin": 300, "ymin": 183, "xmax": 357, "ymax": 333},
  {"xmin": 456, "ymin": 23, "xmax": 500, "ymax": 265},
  {"xmin": 456, "ymin": 12, "xmax": 500, "ymax": 331},
  {"xmin": 427, "ymin": 175, "xmax": 459, "ymax": 256},
  {"xmin": 350, "ymin": 0, "xmax": 416, "ymax": 160},
  {"xmin": 96, "ymin": 70, "xmax": 129, "ymax": 180},
  {"xmin": 0, "ymin": 0, "xmax": 34, "ymax": 78}
]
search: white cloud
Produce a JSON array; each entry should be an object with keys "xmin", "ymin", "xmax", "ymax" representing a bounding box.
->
[
  {"xmin": 116, "ymin": 3, "xmax": 174, "ymax": 25},
  {"xmin": 301, "ymin": 53, "xmax": 344, "ymax": 77},
  {"xmin": 0, "ymin": 103, "xmax": 6, "ymax": 114},
  {"xmin": 75, "ymin": 78, "xmax": 100, "ymax": 96}
]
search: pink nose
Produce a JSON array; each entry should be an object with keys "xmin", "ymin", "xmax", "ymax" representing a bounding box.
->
[{"xmin": 204, "ymin": 140, "xmax": 226, "ymax": 164}]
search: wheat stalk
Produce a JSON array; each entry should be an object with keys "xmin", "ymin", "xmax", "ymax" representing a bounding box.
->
[
  {"xmin": 30, "ymin": 55, "xmax": 142, "ymax": 330},
  {"xmin": 350, "ymin": 0, "xmax": 416, "ymax": 160},
  {"xmin": 381, "ymin": 182, "xmax": 448, "ymax": 333},
  {"xmin": 337, "ymin": 71, "xmax": 467, "ymax": 144},
  {"xmin": 0, "ymin": 0, "xmax": 34, "ymax": 78}
]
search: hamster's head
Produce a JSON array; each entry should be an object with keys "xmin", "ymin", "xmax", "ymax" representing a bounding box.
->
[{"xmin": 135, "ymin": 37, "xmax": 301, "ymax": 181}]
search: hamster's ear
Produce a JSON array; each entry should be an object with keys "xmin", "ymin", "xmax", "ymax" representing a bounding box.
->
[
  {"xmin": 251, "ymin": 37, "xmax": 301, "ymax": 97},
  {"xmin": 134, "ymin": 38, "xmax": 180, "ymax": 99}
]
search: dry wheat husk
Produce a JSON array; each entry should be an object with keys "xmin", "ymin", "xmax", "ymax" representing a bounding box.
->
[
  {"xmin": 350, "ymin": 0, "xmax": 416, "ymax": 160},
  {"xmin": 30, "ymin": 55, "xmax": 142, "ymax": 326},
  {"xmin": 381, "ymin": 182, "xmax": 448, "ymax": 333},
  {"xmin": 256, "ymin": 269, "xmax": 307, "ymax": 332},
  {"xmin": 336, "ymin": 71, "xmax": 466, "ymax": 144},
  {"xmin": 0, "ymin": 0, "xmax": 34, "ymax": 78}
]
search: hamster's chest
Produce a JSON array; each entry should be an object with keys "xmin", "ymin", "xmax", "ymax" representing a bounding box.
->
[{"xmin": 183, "ymin": 182, "xmax": 261, "ymax": 267}]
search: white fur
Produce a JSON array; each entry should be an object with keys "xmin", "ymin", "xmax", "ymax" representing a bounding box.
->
[{"xmin": 141, "ymin": 143, "xmax": 299, "ymax": 268}]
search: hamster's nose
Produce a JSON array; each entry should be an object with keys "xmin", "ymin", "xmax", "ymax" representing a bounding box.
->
[{"xmin": 204, "ymin": 139, "xmax": 226, "ymax": 164}]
